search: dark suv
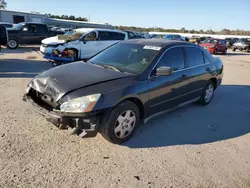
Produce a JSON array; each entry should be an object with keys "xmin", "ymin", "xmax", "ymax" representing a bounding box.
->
[
  {"xmin": 7, "ymin": 22, "xmax": 63, "ymax": 49},
  {"xmin": 232, "ymin": 38, "xmax": 250, "ymax": 52}
]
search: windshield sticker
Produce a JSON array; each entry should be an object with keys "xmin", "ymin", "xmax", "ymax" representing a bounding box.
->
[{"xmin": 143, "ymin": 45, "xmax": 161, "ymax": 51}]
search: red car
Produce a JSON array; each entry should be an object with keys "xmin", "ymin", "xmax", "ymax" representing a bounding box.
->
[{"xmin": 200, "ymin": 38, "xmax": 227, "ymax": 54}]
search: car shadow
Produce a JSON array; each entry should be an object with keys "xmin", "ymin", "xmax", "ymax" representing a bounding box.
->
[
  {"xmin": 224, "ymin": 52, "xmax": 250, "ymax": 56},
  {"xmin": 0, "ymin": 46, "xmax": 40, "ymax": 54},
  {"xmin": 0, "ymin": 59, "xmax": 53, "ymax": 78},
  {"xmin": 124, "ymin": 85, "xmax": 250, "ymax": 148}
]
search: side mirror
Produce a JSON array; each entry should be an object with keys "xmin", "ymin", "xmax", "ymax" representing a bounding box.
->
[
  {"xmin": 23, "ymin": 27, "xmax": 28, "ymax": 31},
  {"xmin": 156, "ymin": 66, "xmax": 173, "ymax": 76}
]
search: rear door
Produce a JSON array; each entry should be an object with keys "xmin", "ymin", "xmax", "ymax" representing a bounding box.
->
[
  {"xmin": 182, "ymin": 46, "xmax": 211, "ymax": 99},
  {"xmin": 148, "ymin": 47, "xmax": 191, "ymax": 115},
  {"xmin": 35, "ymin": 25, "xmax": 48, "ymax": 44},
  {"xmin": 97, "ymin": 31, "xmax": 125, "ymax": 51}
]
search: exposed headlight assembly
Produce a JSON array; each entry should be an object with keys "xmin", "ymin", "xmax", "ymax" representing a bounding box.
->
[{"xmin": 60, "ymin": 94, "xmax": 101, "ymax": 113}]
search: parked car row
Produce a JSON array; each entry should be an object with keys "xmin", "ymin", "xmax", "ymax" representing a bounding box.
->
[{"xmin": 42, "ymin": 28, "xmax": 137, "ymax": 66}]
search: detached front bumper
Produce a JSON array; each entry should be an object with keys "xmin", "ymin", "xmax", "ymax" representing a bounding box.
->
[{"xmin": 23, "ymin": 94, "xmax": 100, "ymax": 138}]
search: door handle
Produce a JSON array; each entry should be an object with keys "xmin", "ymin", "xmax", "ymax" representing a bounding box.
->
[{"xmin": 206, "ymin": 68, "xmax": 211, "ymax": 72}]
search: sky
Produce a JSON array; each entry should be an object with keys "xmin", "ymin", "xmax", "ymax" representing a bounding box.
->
[{"xmin": 6, "ymin": 0, "xmax": 250, "ymax": 31}]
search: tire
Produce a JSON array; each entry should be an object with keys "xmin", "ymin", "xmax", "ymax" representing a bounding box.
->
[
  {"xmin": 199, "ymin": 80, "xmax": 215, "ymax": 105},
  {"xmin": 232, "ymin": 47, "xmax": 236, "ymax": 51},
  {"xmin": 7, "ymin": 39, "xmax": 18, "ymax": 49},
  {"xmin": 245, "ymin": 47, "xmax": 250, "ymax": 52},
  {"xmin": 213, "ymin": 49, "xmax": 217, "ymax": 54},
  {"xmin": 99, "ymin": 101, "xmax": 140, "ymax": 144}
]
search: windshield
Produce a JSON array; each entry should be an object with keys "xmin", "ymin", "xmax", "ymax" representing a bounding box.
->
[
  {"xmin": 203, "ymin": 39, "xmax": 218, "ymax": 44},
  {"xmin": 11, "ymin": 23, "xmax": 25, "ymax": 30},
  {"xmin": 64, "ymin": 31, "xmax": 74, "ymax": 35},
  {"xmin": 89, "ymin": 43, "xmax": 160, "ymax": 74}
]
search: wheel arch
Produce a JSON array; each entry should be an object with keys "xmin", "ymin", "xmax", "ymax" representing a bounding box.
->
[
  {"xmin": 116, "ymin": 96, "xmax": 144, "ymax": 119},
  {"xmin": 210, "ymin": 78, "xmax": 217, "ymax": 88},
  {"xmin": 67, "ymin": 48, "xmax": 79, "ymax": 59}
]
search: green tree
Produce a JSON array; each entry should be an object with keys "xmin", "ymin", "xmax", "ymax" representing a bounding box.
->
[
  {"xmin": 0, "ymin": 0, "xmax": 7, "ymax": 9},
  {"xmin": 69, "ymin": 15, "xmax": 75, "ymax": 20}
]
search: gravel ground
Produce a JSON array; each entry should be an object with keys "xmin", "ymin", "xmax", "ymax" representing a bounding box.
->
[{"xmin": 0, "ymin": 47, "xmax": 250, "ymax": 188}]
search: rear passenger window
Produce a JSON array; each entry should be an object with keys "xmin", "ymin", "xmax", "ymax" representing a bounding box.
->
[
  {"xmin": 219, "ymin": 40, "xmax": 226, "ymax": 45},
  {"xmin": 184, "ymin": 47, "xmax": 204, "ymax": 67},
  {"xmin": 36, "ymin": 25, "xmax": 47, "ymax": 33},
  {"xmin": 157, "ymin": 47, "xmax": 185, "ymax": 71},
  {"xmin": 99, "ymin": 31, "xmax": 125, "ymax": 41},
  {"xmin": 110, "ymin": 32, "xmax": 125, "ymax": 40}
]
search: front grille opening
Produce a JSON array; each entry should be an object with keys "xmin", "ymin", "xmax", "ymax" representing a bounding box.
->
[{"xmin": 28, "ymin": 88, "xmax": 54, "ymax": 112}]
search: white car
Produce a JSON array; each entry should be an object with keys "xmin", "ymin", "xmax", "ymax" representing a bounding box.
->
[
  {"xmin": 40, "ymin": 28, "xmax": 91, "ymax": 55},
  {"xmin": 41, "ymin": 28, "xmax": 129, "ymax": 61}
]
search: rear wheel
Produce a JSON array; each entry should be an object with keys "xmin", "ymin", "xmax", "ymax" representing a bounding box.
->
[
  {"xmin": 99, "ymin": 101, "xmax": 140, "ymax": 144},
  {"xmin": 199, "ymin": 81, "xmax": 215, "ymax": 105}
]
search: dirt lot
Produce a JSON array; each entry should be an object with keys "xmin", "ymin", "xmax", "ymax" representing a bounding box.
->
[{"xmin": 0, "ymin": 46, "xmax": 250, "ymax": 188}]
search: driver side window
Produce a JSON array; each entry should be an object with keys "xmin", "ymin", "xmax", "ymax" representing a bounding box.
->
[
  {"xmin": 157, "ymin": 47, "xmax": 185, "ymax": 71},
  {"xmin": 83, "ymin": 32, "xmax": 97, "ymax": 41}
]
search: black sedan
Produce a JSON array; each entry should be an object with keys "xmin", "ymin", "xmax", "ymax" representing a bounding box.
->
[{"xmin": 24, "ymin": 39, "xmax": 223, "ymax": 144}]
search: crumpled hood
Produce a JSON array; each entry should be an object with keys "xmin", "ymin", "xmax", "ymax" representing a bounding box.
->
[
  {"xmin": 41, "ymin": 36, "xmax": 65, "ymax": 45},
  {"xmin": 28, "ymin": 61, "xmax": 131, "ymax": 102}
]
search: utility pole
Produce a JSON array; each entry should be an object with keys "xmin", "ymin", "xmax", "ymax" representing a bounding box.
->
[{"xmin": 88, "ymin": 14, "xmax": 90, "ymax": 22}]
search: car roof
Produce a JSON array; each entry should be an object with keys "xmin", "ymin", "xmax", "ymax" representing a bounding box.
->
[
  {"xmin": 121, "ymin": 39, "xmax": 194, "ymax": 47},
  {"xmin": 73, "ymin": 28, "xmax": 127, "ymax": 35},
  {"xmin": 0, "ymin": 22, "xmax": 13, "ymax": 25}
]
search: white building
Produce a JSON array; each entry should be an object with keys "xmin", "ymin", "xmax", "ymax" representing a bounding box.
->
[{"xmin": 0, "ymin": 9, "xmax": 113, "ymax": 29}]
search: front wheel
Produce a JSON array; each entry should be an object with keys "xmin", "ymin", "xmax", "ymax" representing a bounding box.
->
[
  {"xmin": 7, "ymin": 39, "xmax": 18, "ymax": 49},
  {"xmin": 99, "ymin": 101, "xmax": 140, "ymax": 144},
  {"xmin": 199, "ymin": 81, "xmax": 215, "ymax": 105}
]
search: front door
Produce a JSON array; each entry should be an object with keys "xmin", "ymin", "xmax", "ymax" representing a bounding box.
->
[
  {"xmin": 19, "ymin": 24, "xmax": 38, "ymax": 44},
  {"xmin": 147, "ymin": 47, "xmax": 191, "ymax": 116},
  {"xmin": 79, "ymin": 31, "xmax": 99, "ymax": 59}
]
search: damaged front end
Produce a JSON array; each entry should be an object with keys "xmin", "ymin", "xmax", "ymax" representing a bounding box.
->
[{"xmin": 23, "ymin": 78, "xmax": 100, "ymax": 138}]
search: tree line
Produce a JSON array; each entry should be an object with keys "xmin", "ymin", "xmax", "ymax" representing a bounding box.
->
[
  {"xmin": 1, "ymin": 0, "xmax": 249, "ymax": 36},
  {"xmin": 45, "ymin": 14, "xmax": 88, "ymax": 22},
  {"xmin": 115, "ymin": 26, "xmax": 250, "ymax": 36}
]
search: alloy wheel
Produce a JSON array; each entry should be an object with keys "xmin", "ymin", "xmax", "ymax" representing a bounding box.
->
[
  {"xmin": 204, "ymin": 84, "xmax": 214, "ymax": 103},
  {"xmin": 8, "ymin": 40, "xmax": 17, "ymax": 48},
  {"xmin": 114, "ymin": 110, "xmax": 136, "ymax": 139}
]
